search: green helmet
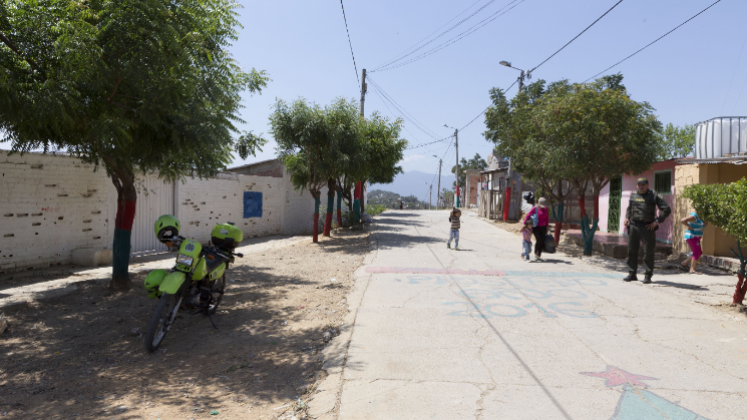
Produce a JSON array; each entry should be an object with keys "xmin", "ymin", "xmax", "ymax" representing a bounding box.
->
[{"xmin": 154, "ymin": 214, "xmax": 180, "ymax": 243}]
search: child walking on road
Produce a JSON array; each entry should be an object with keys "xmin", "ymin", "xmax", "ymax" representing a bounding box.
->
[
  {"xmin": 681, "ymin": 212, "xmax": 707, "ymax": 274},
  {"xmin": 521, "ymin": 219, "xmax": 533, "ymax": 261},
  {"xmin": 447, "ymin": 208, "xmax": 461, "ymax": 250}
]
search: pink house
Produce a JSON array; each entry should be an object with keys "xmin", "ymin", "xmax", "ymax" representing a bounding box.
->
[{"xmin": 598, "ymin": 159, "xmax": 678, "ymax": 243}]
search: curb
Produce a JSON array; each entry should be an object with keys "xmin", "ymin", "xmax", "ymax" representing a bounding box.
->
[{"xmin": 306, "ymin": 222, "xmax": 378, "ymax": 419}]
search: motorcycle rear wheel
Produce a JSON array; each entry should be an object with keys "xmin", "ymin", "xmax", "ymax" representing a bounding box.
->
[{"xmin": 144, "ymin": 292, "xmax": 181, "ymax": 353}]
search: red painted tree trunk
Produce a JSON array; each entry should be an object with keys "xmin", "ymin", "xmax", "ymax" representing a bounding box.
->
[
  {"xmin": 578, "ymin": 194, "xmax": 587, "ymax": 217},
  {"xmin": 503, "ymin": 187, "xmax": 511, "ymax": 221},
  {"xmin": 554, "ymin": 220, "xmax": 562, "ymax": 245},
  {"xmin": 733, "ymin": 274, "xmax": 746, "ymax": 304},
  {"xmin": 111, "ymin": 179, "xmax": 137, "ymax": 291}
]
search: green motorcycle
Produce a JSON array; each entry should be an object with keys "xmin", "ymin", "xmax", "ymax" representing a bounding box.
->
[{"xmin": 143, "ymin": 215, "xmax": 244, "ymax": 353}]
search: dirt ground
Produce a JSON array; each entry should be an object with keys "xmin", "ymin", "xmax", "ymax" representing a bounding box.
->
[{"xmin": 0, "ymin": 229, "xmax": 369, "ymax": 420}]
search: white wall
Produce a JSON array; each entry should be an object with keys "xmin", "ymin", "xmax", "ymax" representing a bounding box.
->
[
  {"xmin": 0, "ymin": 151, "xmax": 332, "ymax": 272},
  {"xmin": 1, "ymin": 152, "xmax": 113, "ymax": 272}
]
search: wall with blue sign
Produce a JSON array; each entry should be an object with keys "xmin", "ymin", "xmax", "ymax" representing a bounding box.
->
[{"xmin": 243, "ymin": 191, "xmax": 263, "ymax": 218}]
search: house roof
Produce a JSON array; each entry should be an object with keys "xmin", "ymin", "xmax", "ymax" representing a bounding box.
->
[
  {"xmin": 226, "ymin": 158, "xmax": 280, "ymax": 171},
  {"xmin": 675, "ymin": 156, "xmax": 747, "ymax": 165}
]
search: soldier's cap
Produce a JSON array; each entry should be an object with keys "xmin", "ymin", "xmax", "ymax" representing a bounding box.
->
[{"xmin": 636, "ymin": 177, "xmax": 649, "ymax": 184}]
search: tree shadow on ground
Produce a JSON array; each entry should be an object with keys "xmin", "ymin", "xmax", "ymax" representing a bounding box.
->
[
  {"xmin": 372, "ymin": 231, "xmax": 443, "ymax": 250},
  {"xmin": 0, "ymin": 235, "xmax": 368, "ymax": 420}
]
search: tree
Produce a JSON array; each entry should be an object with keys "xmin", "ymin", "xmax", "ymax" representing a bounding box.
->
[
  {"xmin": 542, "ymin": 75, "xmax": 663, "ymax": 255},
  {"xmin": 0, "ymin": 0, "xmax": 267, "ymax": 290},
  {"xmin": 486, "ymin": 80, "xmax": 577, "ymax": 244},
  {"xmin": 658, "ymin": 123, "xmax": 696, "ymax": 160},
  {"xmin": 334, "ymin": 112, "xmax": 406, "ymax": 223},
  {"xmin": 451, "ymin": 153, "xmax": 487, "ymax": 190},
  {"xmin": 442, "ymin": 189, "xmax": 455, "ymax": 208},
  {"xmin": 683, "ymin": 179, "xmax": 747, "ymax": 304},
  {"xmin": 272, "ymin": 99, "xmax": 330, "ymax": 243},
  {"xmin": 485, "ymin": 74, "xmax": 663, "ymax": 255}
]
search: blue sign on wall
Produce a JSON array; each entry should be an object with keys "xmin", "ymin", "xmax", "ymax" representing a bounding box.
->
[{"xmin": 243, "ymin": 191, "xmax": 263, "ymax": 218}]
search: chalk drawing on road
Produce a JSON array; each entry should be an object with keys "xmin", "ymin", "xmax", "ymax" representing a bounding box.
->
[{"xmin": 582, "ymin": 366, "xmax": 711, "ymax": 420}]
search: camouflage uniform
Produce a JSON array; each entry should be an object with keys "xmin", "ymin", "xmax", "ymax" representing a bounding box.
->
[{"xmin": 626, "ymin": 189, "xmax": 671, "ymax": 278}]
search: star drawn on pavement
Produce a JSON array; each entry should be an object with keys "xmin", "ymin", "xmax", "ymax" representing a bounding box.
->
[{"xmin": 581, "ymin": 365, "xmax": 658, "ymax": 388}]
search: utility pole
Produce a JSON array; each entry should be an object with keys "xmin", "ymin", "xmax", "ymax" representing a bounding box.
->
[
  {"xmin": 435, "ymin": 157, "xmax": 442, "ymax": 209},
  {"xmin": 455, "ymin": 128, "xmax": 460, "ymax": 208},
  {"xmin": 360, "ymin": 68, "xmax": 367, "ymax": 117},
  {"xmin": 429, "ymin": 184, "xmax": 432, "ymax": 210},
  {"xmin": 518, "ymin": 70, "xmax": 525, "ymax": 92}
]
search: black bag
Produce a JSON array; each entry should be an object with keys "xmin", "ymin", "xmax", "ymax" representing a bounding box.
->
[{"xmin": 544, "ymin": 234, "xmax": 556, "ymax": 253}]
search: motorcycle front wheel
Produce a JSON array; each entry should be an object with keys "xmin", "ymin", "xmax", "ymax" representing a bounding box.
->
[
  {"xmin": 205, "ymin": 275, "xmax": 226, "ymax": 315},
  {"xmin": 144, "ymin": 292, "xmax": 181, "ymax": 353}
]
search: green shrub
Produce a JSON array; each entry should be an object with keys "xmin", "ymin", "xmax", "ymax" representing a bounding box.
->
[
  {"xmin": 365, "ymin": 204, "xmax": 386, "ymax": 217},
  {"xmin": 683, "ymin": 178, "xmax": 747, "ymax": 304}
]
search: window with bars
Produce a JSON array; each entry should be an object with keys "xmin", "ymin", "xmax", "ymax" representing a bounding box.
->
[{"xmin": 654, "ymin": 170, "xmax": 672, "ymax": 195}]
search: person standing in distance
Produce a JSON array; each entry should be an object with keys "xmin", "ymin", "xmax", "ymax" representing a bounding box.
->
[{"xmin": 623, "ymin": 177, "xmax": 671, "ymax": 284}]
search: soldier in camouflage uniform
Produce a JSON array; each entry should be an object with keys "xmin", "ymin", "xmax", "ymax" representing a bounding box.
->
[{"xmin": 624, "ymin": 177, "xmax": 671, "ymax": 284}]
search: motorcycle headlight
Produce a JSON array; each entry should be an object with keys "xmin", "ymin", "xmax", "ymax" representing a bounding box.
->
[{"xmin": 176, "ymin": 254, "xmax": 194, "ymax": 267}]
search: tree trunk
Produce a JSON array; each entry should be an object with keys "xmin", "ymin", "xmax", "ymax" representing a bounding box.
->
[
  {"xmin": 353, "ymin": 182, "xmax": 361, "ymax": 223},
  {"xmin": 336, "ymin": 189, "xmax": 343, "ymax": 228},
  {"xmin": 111, "ymin": 174, "xmax": 137, "ymax": 291},
  {"xmin": 323, "ymin": 178, "xmax": 335, "ymax": 236},
  {"xmin": 732, "ymin": 243, "xmax": 746, "ymax": 304},
  {"xmin": 313, "ymin": 193, "xmax": 321, "ymax": 243},
  {"xmin": 552, "ymin": 202, "xmax": 564, "ymax": 245},
  {"xmin": 360, "ymin": 181, "xmax": 366, "ymax": 214},
  {"xmin": 579, "ymin": 194, "xmax": 600, "ymax": 257},
  {"xmin": 734, "ymin": 271, "xmax": 746, "ymax": 305}
]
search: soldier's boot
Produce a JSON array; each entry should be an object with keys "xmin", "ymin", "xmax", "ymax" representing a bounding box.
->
[
  {"xmin": 642, "ymin": 274, "xmax": 653, "ymax": 284},
  {"xmin": 623, "ymin": 273, "xmax": 638, "ymax": 282}
]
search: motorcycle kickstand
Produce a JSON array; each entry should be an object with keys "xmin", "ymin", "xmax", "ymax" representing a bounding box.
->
[{"xmin": 206, "ymin": 309, "xmax": 219, "ymax": 330}]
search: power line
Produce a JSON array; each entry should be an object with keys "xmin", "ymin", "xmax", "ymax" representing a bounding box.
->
[
  {"xmin": 530, "ymin": 0, "xmax": 624, "ymax": 74},
  {"xmin": 721, "ymin": 30, "xmax": 747, "ymax": 114},
  {"xmin": 366, "ymin": 79, "xmax": 453, "ymax": 150},
  {"xmin": 367, "ymin": 76, "xmax": 442, "ymax": 139},
  {"xmin": 339, "ymin": 0, "xmax": 359, "ymax": 85},
  {"xmin": 406, "ymin": 136, "xmax": 453, "ymax": 150},
  {"xmin": 459, "ymin": 79, "xmax": 518, "ymax": 131},
  {"xmin": 378, "ymin": 0, "xmax": 486, "ymax": 69},
  {"xmin": 584, "ymin": 0, "xmax": 723, "ymax": 83},
  {"xmin": 372, "ymin": 0, "xmax": 526, "ymax": 73},
  {"xmin": 374, "ymin": 0, "xmax": 502, "ymax": 71}
]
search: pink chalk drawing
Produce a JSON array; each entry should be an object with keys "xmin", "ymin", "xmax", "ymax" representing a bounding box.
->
[{"xmin": 582, "ymin": 366, "xmax": 711, "ymax": 419}]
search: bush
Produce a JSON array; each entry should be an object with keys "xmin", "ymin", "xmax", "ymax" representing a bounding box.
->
[
  {"xmin": 682, "ymin": 178, "xmax": 747, "ymax": 304},
  {"xmin": 365, "ymin": 204, "xmax": 386, "ymax": 217}
]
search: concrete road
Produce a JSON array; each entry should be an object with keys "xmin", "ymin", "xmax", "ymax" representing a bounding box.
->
[{"xmin": 337, "ymin": 210, "xmax": 747, "ymax": 420}]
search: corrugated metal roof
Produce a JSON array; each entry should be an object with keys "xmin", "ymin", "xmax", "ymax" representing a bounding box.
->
[{"xmin": 675, "ymin": 156, "xmax": 747, "ymax": 165}]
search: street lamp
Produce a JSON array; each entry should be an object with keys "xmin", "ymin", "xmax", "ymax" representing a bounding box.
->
[
  {"xmin": 442, "ymin": 124, "xmax": 460, "ymax": 208},
  {"xmin": 499, "ymin": 60, "xmax": 531, "ymax": 91}
]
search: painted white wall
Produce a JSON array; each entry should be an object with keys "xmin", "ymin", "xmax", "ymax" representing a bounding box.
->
[{"xmin": 1, "ymin": 151, "xmax": 332, "ymax": 272}]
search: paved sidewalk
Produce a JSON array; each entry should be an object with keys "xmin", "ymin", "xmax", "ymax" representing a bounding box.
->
[{"xmin": 331, "ymin": 210, "xmax": 747, "ymax": 420}]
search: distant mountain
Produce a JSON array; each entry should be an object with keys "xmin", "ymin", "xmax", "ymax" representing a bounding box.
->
[{"xmin": 370, "ymin": 170, "xmax": 455, "ymax": 204}]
